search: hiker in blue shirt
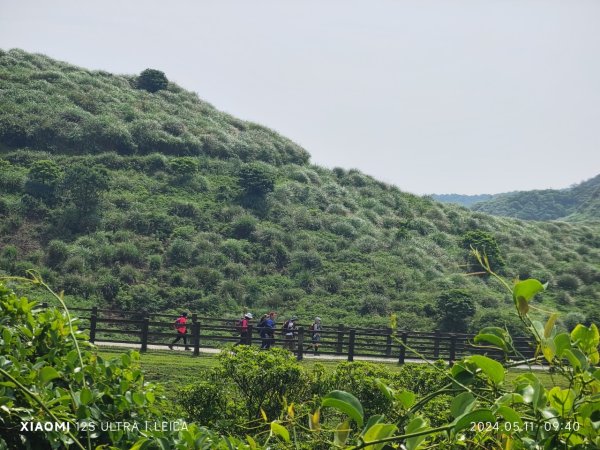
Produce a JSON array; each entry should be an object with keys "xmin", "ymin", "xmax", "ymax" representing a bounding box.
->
[
  {"xmin": 257, "ymin": 314, "xmax": 268, "ymax": 348},
  {"xmin": 261, "ymin": 311, "xmax": 276, "ymax": 349}
]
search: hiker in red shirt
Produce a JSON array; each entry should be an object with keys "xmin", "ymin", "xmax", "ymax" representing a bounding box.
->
[
  {"xmin": 169, "ymin": 312, "xmax": 190, "ymax": 350},
  {"xmin": 234, "ymin": 312, "xmax": 253, "ymax": 346}
]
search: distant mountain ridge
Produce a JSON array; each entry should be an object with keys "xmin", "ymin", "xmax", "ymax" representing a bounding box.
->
[
  {"xmin": 430, "ymin": 194, "xmax": 495, "ymax": 208},
  {"xmin": 470, "ymin": 175, "xmax": 600, "ymax": 221}
]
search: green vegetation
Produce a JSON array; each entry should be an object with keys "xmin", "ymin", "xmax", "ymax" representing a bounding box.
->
[
  {"xmin": 471, "ymin": 174, "xmax": 600, "ymax": 221},
  {"xmin": 1, "ymin": 49, "xmax": 600, "ymax": 334},
  {"xmin": 1, "ymin": 271, "xmax": 597, "ymax": 449},
  {"xmin": 0, "ymin": 279, "xmax": 223, "ymax": 449},
  {"xmin": 1, "ymin": 48, "xmax": 598, "ymax": 450},
  {"xmin": 174, "ymin": 257, "xmax": 600, "ymax": 449},
  {"xmin": 98, "ymin": 347, "xmax": 569, "ymax": 397}
]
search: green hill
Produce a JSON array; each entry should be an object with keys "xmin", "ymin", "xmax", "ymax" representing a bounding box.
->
[
  {"xmin": 1, "ymin": 48, "xmax": 600, "ymax": 333},
  {"xmin": 471, "ymin": 175, "xmax": 600, "ymax": 221}
]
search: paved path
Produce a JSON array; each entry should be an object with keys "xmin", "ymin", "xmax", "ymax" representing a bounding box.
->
[{"xmin": 93, "ymin": 341, "xmax": 547, "ymax": 369}]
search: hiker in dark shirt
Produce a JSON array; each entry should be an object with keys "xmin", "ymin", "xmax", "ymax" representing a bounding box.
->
[
  {"xmin": 282, "ymin": 316, "xmax": 298, "ymax": 351},
  {"xmin": 310, "ymin": 317, "xmax": 322, "ymax": 355}
]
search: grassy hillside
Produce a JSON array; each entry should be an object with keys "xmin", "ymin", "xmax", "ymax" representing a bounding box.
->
[
  {"xmin": 471, "ymin": 174, "xmax": 600, "ymax": 221},
  {"xmin": 1, "ymin": 49, "xmax": 600, "ymax": 333}
]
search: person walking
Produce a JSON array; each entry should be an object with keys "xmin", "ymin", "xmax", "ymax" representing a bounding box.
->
[
  {"xmin": 235, "ymin": 312, "xmax": 253, "ymax": 346},
  {"xmin": 282, "ymin": 316, "xmax": 298, "ymax": 351},
  {"xmin": 258, "ymin": 314, "xmax": 269, "ymax": 349},
  {"xmin": 169, "ymin": 312, "xmax": 190, "ymax": 350},
  {"xmin": 310, "ymin": 317, "xmax": 322, "ymax": 355},
  {"xmin": 263, "ymin": 312, "xmax": 277, "ymax": 349}
]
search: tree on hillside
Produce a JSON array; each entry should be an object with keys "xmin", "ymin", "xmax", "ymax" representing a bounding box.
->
[
  {"xmin": 59, "ymin": 164, "xmax": 109, "ymax": 232},
  {"xmin": 136, "ymin": 68, "xmax": 169, "ymax": 93},
  {"xmin": 435, "ymin": 289, "xmax": 475, "ymax": 333}
]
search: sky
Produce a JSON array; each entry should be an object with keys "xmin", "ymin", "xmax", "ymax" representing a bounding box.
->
[{"xmin": 1, "ymin": 0, "xmax": 599, "ymax": 195}]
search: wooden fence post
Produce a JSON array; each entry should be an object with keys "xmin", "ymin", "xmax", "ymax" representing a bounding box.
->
[
  {"xmin": 140, "ymin": 317, "xmax": 149, "ymax": 353},
  {"xmin": 385, "ymin": 328, "xmax": 393, "ymax": 357},
  {"xmin": 89, "ymin": 306, "xmax": 98, "ymax": 343},
  {"xmin": 197, "ymin": 321, "xmax": 202, "ymax": 349},
  {"xmin": 449, "ymin": 334, "xmax": 456, "ymax": 365},
  {"xmin": 398, "ymin": 332, "xmax": 408, "ymax": 364},
  {"xmin": 297, "ymin": 327, "xmax": 304, "ymax": 361},
  {"xmin": 337, "ymin": 324, "xmax": 344, "ymax": 354},
  {"xmin": 433, "ymin": 330, "xmax": 440, "ymax": 359},
  {"xmin": 347, "ymin": 329, "xmax": 356, "ymax": 362},
  {"xmin": 192, "ymin": 321, "xmax": 200, "ymax": 356}
]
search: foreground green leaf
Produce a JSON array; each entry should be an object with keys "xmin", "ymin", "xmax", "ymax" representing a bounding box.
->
[{"xmin": 322, "ymin": 390, "xmax": 364, "ymax": 426}]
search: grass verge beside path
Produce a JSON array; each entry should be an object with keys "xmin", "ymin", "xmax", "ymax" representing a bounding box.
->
[{"xmin": 98, "ymin": 347, "xmax": 567, "ymax": 398}]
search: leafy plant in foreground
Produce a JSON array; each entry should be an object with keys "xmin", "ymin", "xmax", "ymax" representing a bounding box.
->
[{"xmin": 0, "ymin": 274, "xmax": 253, "ymax": 449}]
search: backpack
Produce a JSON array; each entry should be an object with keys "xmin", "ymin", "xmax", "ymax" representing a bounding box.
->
[
  {"xmin": 235, "ymin": 318, "xmax": 248, "ymax": 332},
  {"xmin": 282, "ymin": 320, "xmax": 295, "ymax": 334}
]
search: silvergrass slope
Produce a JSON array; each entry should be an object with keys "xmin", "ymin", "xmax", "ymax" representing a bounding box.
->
[{"xmin": 1, "ymin": 48, "xmax": 599, "ymax": 331}]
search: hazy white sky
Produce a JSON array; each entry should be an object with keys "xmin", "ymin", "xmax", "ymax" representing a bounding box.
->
[{"xmin": 1, "ymin": 0, "xmax": 599, "ymax": 195}]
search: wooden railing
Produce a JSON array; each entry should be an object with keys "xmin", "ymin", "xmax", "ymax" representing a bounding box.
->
[{"xmin": 57, "ymin": 306, "xmax": 537, "ymax": 364}]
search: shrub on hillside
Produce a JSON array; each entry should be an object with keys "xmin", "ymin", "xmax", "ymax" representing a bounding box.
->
[
  {"xmin": 136, "ymin": 68, "xmax": 169, "ymax": 93},
  {"xmin": 148, "ymin": 254, "xmax": 162, "ymax": 271},
  {"xmin": 556, "ymin": 273, "xmax": 581, "ymax": 291},
  {"xmin": 359, "ymin": 294, "xmax": 391, "ymax": 316},
  {"xmin": 229, "ymin": 214, "xmax": 258, "ymax": 239},
  {"xmin": 238, "ymin": 162, "xmax": 276, "ymax": 198},
  {"xmin": 169, "ymin": 156, "xmax": 199, "ymax": 182},
  {"xmin": 24, "ymin": 159, "xmax": 62, "ymax": 204},
  {"xmin": 19, "ymin": 193, "xmax": 48, "ymax": 218},
  {"xmin": 290, "ymin": 250, "xmax": 322, "ymax": 273},
  {"xmin": 462, "ymin": 229, "xmax": 505, "ymax": 271},
  {"xmin": 168, "ymin": 238, "xmax": 194, "ymax": 265}
]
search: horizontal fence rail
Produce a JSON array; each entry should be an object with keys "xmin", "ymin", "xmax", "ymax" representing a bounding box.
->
[{"xmin": 50, "ymin": 306, "xmax": 538, "ymax": 363}]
